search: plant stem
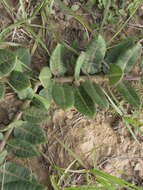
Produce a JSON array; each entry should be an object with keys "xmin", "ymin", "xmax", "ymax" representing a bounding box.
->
[{"xmin": 53, "ymin": 75, "xmax": 142, "ymax": 83}]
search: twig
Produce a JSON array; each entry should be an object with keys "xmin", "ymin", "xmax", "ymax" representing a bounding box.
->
[
  {"xmin": 53, "ymin": 75, "xmax": 142, "ymax": 83},
  {"xmin": 0, "ymin": 82, "xmax": 40, "ymax": 152}
]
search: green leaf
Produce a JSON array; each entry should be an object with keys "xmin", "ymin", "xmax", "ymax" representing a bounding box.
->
[
  {"xmin": 117, "ymin": 82, "xmax": 140, "ymax": 108},
  {"xmin": 82, "ymin": 80, "xmax": 109, "ymax": 109},
  {"xmin": 0, "ymin": 49, "xmax": 16, "ymax": 77},
  {"xmin": 50, "ymin": 44, "xmax": 67, "ymax": 76},
  {"xmin": 23, "ymin": 107, "xmax": 49, "ymax": 123},
  {"xmin": 15, "ymin": 48, "xmax": 31, "ymax": 70},
  {"xmin": 82, "ymin": 35, "xmax": 106, "ymax": 74},
  {"xmin": 7, "ymin": 139, "xmax": 39, "ymax": 158},
  {"xmin": 14, "ymin": 122, "xmax": 46, "ymax": 145},
  {"xmin": 125, "ymin": 42, "xmax": 142, "ymax": 72},
  {"xmin": 115, "ymin": 42, "xmax": 142, "ymax": 72},
  {"xmin": 0, "ymin": 83, "xmax": 5, "ymax": 100},
  {"xmin": 39, "ymin": 67, "xmax": 52, "ymax": 88},
  {"xmin": 0, "ymin": 162, "xmax": 32, "ymax": 184},
  {"xmin": 108, "ymin": 65, "xmax": 123, "ymax": 86},
  {"xmin": 0, "ymin": 150, "xmax": 7, "ymax": 165},
  {"xmin": 0, "ymin": 162, "xmax": 46, "ymax": 190},
  {"xmin": 39, "ymin": 84, "xmax": 53, "ymax": 104},
  {"xmin": 52, "ymin": 83, "xmax": 74, "ymax": 110},
  {"xmin": 105, "ymin": 39, "xmax": 142, "ymax": 73},
  {"xmin": 32, "ymin": 94, "xmax": 50, "ymax": 110},
  {"xmin": 74, "ymin": 86, "xmax": 96, "ymax": 117},
  {"xmin": 3, "ymin": 181, "xmax": 47, "ymax": 190},
  {"xmin": 17, "ymin": 87, "xmax": 34, "ymax": 100},
  {"xmin": 9, "ymin": 71, "xmax": 31, "ymax": 91},
  {"xmin": 105, "ymin": 39, "xmax": 134, "ymax": 65},
  {"xmin": 74, "ymin": 52, "xmax": 86, "ymax": 81}
]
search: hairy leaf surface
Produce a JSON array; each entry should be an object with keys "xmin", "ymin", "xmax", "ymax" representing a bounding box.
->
[
  {"xmin": 0, "ymin": 49, "xmax": 16, "ymax": 77},
  {"xmin": 14, "ymin": 122, "xmax": 46, "ymax": 145},
  {"xmin": 9, "ymin": 71, "xmax": 30, "ymax": 91},
  {"xmin": 108, "ymin": 65, "xmax": 123, "ymax": 86},
  {"xmin": 82, "ymin": 35, "xmax": 106, "ymax": 74},
  {"xmin": 117, "ymin": 82, "xmax": 140, "ymax": 108},
  {"xmin": 39, "ymin": 67, "xmax": 52, "ymax": 88},
  {"xmin": 74, "ymin": 86, "xmax": 96, "ymax": 117},
  {"xmin": 23, "ymin": 107, "xmax": 48, "ymax": 123},
  {"xmin": 82, "ymin": 80, "xmax": 109, "ymax": 109},
  {"xmin": 7, "ymin": 139, "xmax": 39, "ymax": 158},
  {"xmin": 52, "ymin": 83, "xmax": 74, "ymax": 110},
  {"xmin": 50, "ymin": 44, "xmax": 67, "ymax": 76}
]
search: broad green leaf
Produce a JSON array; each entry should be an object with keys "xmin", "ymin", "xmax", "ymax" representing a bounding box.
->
[
  {"xmin": 50, "ymin": 44, "xmax": 67, "ymax": 76},
  {"xmin": 74, "ymin": 52, "xmax": 86, "ymax": 81},
  {"xmin": 32, "ymin": 94, "xmax": 50, "ymax": 110},
  {"xmin": 105, "ymin": 39, "xmax": 142, "ymax": 73},
  {"xmin": 115, "ymin": 42, "xmax": 142, "ymax": 72},
  {"xmin": 0, "ymin": 49, "xmax": 16, "ymax": 77},
  {"xmin": 23, "ymin": 107, "xmax": 49, "ymax": 123},
  {"xmin": 0, "ymin": 133, "xmax": 3, "ymax": 140},
  {"xmin": 82, "ymin": 80, "xmax": 109, "ymax": 109},
  {"xmin": 108, "ymin": 65, "xmax": 123, "ymax": 86},
  {"xmin": 105, "ymin": 39, "xmax": 134, "ymax": 65},
  {"xmin": 14, "ymin": 122, "xmax": 46, "ymax": 145},
  {"xmin": 0, "ymin": 83, "xmax": 5, "ymax": 100},
  {"xmin": 0, "ymin": 150, "xmax": 7, "ymax": 165},
  {"xmin": 3, "ymin": 181, "xmax": 47, "ymax": 190},
  {"xmin": 125, "ymin": 42, "xmax": 142, "ymax": 72},
  {"xmin": 117, "ymin": 82, "xmax": 140, "ymax": 108},
  {"xmin": 52, "ymin": 83, "xmax": 74, "ymax": 110},
  {"xmin": 15, "ymin": 48, "xmax": 31, "ymax": 70},
  {"xmin": 82, "ymin": 35, "xmax": 106, "ymax": 74},
  {"xmin": 74, "ymin": 86, "xmax": 96, "ymax": 117},
  {"xmin": 39, "ymin": 85, "xmax": 53, "ymax": 104},
  {"xmin": 9, "ymin": 71, "xmax": 31, "ymax": 91},
  {"xmin": 7, "ymin": 139, "xmax": 39, "ymax": 158},
  {"xmin": 39, "ymin": 67, "xmax": 52, "ymax": 88},
  {"xmin": 0, "ymin": 162, "xmax": 32, "ymax": 183},
  {"xmin": 17, "ymin": 87, "xmax": 34, "ymax": 100}
]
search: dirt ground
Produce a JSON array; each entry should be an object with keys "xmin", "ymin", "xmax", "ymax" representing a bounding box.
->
[{"xmin": 1, "ymin": 0, "xmax": 143, "ymax": 189}]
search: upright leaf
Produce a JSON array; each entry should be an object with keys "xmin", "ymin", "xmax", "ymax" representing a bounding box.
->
[
  {"xmin": 7, "ymin": 139, "xmax": 39, "ymax": 158},
  {"xmin": 82, "ymin": 80, "xmax": 109, "ymax": 109},
  {"xmin": 39, "ymin": 67, "xmax": 52, "ymax": 88},
  {"xmin": 23, "ymin": 107, "xmax": 49, "ymax": 123},
  {"xmin": 82, "ymin": 35, "xmax": 106, "ymax": 74},
  {"xmin": 0, "ymin": 83, "xmax": 5, "ymax": 100},
  {"xmin": 74, "ymin": 52, "xmax": 86, "ymax": 81},
  {"xmin": 108, "ymin": 65, "xmax": 123, "ymax": 86},
  {"xmin": 74, "ymin": 86, "xmax": 96, "ymax": 117},
  {"xmin": 52, "ymin": 83, "xmax": 74, "ymax": 110},
  {"xmin": 115, "ymin": 42, "xmax": 142, "ymax": 72},
  {"xmin": 105, "ymin": 39, "xmax": 142, "ymax": 73},
  {"xmin": 117, "ymin": 82, "xmax": 140, "ymax": 108},
  {"xmin": 14, "ymin": 122, "xmax": 46, "ymax": 145},
  {"xmin": 0, "ymin": 49, "xmax": 16, "ymax": 77},
  {"xmin": 9, "ymin": 71, "xmax": 31, "ymax": 91},
  {"xmin": 50, "ymin": 44, "xmax": 67, "ymax": 76}
]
